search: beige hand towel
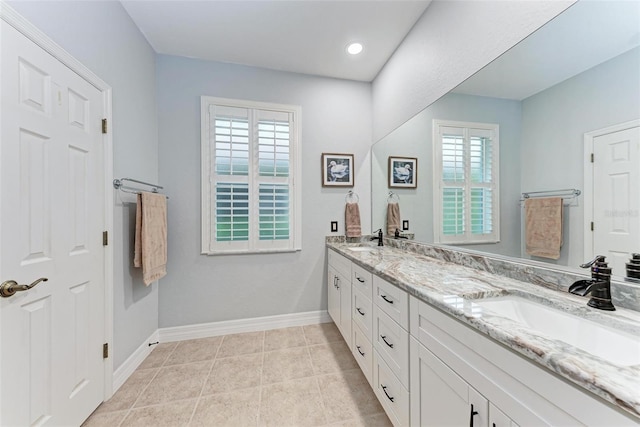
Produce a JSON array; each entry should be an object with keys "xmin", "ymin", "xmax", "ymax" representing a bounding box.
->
[
  {"xmin": 387, "ymin": 202, "xmax": 401, "ymax": 236},
  {"xmin": 345, "ymin": 202, "xmax": 362, "ymax": 237},
  {"xmin": 134, "ymin": 192, "xmax": 168, "ymax": 286},
  {"xmin": 525, "ymin": 197, "xmax": 563, "ymax": 260}
]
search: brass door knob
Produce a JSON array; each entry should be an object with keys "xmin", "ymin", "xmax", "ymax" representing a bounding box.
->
[{"xmin": 0, "ymin": 278, "xmax": 48, "ymax": 298}]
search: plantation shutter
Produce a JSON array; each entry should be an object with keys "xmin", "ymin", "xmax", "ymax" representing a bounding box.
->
[
  {"xmin": 206, "ymin": 102, "xmax": 296, "ymax": 253},
  {"xmin": 435, "ymin": 121, "xmax": 499, "ymax": 244}
]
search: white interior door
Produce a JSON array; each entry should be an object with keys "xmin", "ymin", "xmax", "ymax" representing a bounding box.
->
[
  {"xmin": 1, "ymin": 23, "xmax": 105, "ymax": 426},
  {"xmin": 592, "ymin": 125, "xmax": 640, "ymax": 274}
]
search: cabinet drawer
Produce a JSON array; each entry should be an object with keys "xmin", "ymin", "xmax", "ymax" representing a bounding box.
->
[
  {"xmin": 328, "ymin": 249, "xmax": 351, "ymax": 279},
  {"xmin": 373, "ymin": 276, "xmax": 408, "ymax": 330},
  {"xmin": 352, "ymin": 323, "xmax": 373, "ymax": 387},
  {"xmin": 352, "ymin": 286, "xmax": 373, "ymax": 341},
  {"xmin": 352, "ymin": 263, "xmax": 373, "ymax": 296},
  {"xmin": 373, "ymin": 350, "xmax": 409, "ymax": 427},
  {"xmin": 374, "ymin": 305, "xmax": 409, "ymax": 388}
]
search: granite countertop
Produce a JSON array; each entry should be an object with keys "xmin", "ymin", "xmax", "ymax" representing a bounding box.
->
[{"xmin": 327, "ymin": 241, "xmax": 640, "ymax": 420}]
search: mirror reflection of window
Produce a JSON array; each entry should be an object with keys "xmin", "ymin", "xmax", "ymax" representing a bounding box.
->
[{"xmin": 434, "ymin": 120, "xmax": 499, "ymax": 245}]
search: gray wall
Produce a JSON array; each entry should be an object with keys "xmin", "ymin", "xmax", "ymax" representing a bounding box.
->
[
  {"xmin": 371, "ymin": 0, "xmax": 574, "ymax": 142},
  {"xmin": 156, "ymin": 55, "xmax": 372, "ymax": 328},
  {"xmin": 521, "ymin": 46, "xmax": 640, "ymax": 267},
  {"xmin": 8, "ymin": 0, "xmax": 160, "ymax": 370},
  {"xmin": 372, "ymin": 92, "xmax": 522, "ymax": 256}
]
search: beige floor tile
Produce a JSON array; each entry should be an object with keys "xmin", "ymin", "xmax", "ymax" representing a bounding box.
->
[
  {"xmin": 121, "ymin": 399, "xmax": 196, "ymax": 427},
  {"xmin": 317, "ymin": 369, "xmax": 384, "ymax": 423},
  {"xmin": 264, "ymin": 326, "xmax": 306, "ymax": 351},
  {"xmin": 134, "ymin": 361, "xmax": 211, "ymax": 407},
  {"xmin": 202, "ymin": 353, "xmax": 262, "ymax": 395},
  {"xmin": 309, "ymin": 341, "xmax": 358, "ymax": 375},
  {"xmin": 303, "ymin": 322, "xmax": 343, "ymax": 345},
  {"xmin": 95, "ymin": 368, "xmax": 158, "ymax": 413},
  {"xmin": 217, "ymin": 331, "xmax": 264, "ymax": 357},
  {"xmin": 164, "ymin": 336, "xmax": 222, "ymax": 366},
  {"xmin": 328, "ymin": 412, "xmax": 393, "ymax": 427},
  {"xmin": 191, "ymin": 387, "xmax": 260, "ymax": 427},
  {"xmin": 81, "ymin": 410, "xmax": 127, "ymax": 427},
  {"xmin": 137, "ymin": 342, "xmax": 178, "ymax": 370},
  {"xmin": 262, "ymin": 346, "xmax": 314, "ymax": 384},
  {"xmin": 259, "ymin": 377, "xmax": 327, "ymax": 427}
]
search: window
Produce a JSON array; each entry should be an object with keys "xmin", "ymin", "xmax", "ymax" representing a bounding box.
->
[
  {"xmin": 201, "ymin": 97, "xmax": 301, "ymax": 254},
  {"xmin": 433, "ymin": 120, "xmax": 500, "ymax": 244}
]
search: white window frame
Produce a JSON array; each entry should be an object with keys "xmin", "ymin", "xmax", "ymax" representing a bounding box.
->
[
  {"xmin": 201, "ymin": 96, "xmax": 302, "ymax": 255},
  {"xmin": 433, "ymin": 119, "xmax": 500, "ymax": 245}
]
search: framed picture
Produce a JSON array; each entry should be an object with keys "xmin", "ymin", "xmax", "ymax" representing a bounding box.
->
[
  {"xmin": 322, "ymin": 153, "xmax": 354, "ymax": 187},
  {"xmin": 389, "ymin": 156, "xmax": 417, "ymax": 188}
]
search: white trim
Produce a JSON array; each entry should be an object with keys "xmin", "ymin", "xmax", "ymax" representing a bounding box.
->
[
  {"xmin": 1, "ymin": 3, "xmax": 115, "ymax": 400},
  {"xmin": 159, "ymin": 310, "xmax": 331, "ymax": 343},
  {"xmin": 583, "ymin": 119, "xmax": 640, "ymax": 262},
  {"xmin": 112, "ymin": 330, "xmax": 159, "ymax": 393}
]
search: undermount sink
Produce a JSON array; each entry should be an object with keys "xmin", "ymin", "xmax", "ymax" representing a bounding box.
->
[
  {"xmin": 474, "ymin": 295, "xmax": 640, "ymax": 366},
  {"xmin": 346, "ymin": 246, "xmax": 378, "ymax": 252}
]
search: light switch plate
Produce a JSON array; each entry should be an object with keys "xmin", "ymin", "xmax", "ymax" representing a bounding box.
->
[
  {"xmin": 402, "ymin": 220, "xmax": 409, "ymax": 231},
  {"xmin": 331, "ymin": 221, "xmax": 338, "ymax": 232}
]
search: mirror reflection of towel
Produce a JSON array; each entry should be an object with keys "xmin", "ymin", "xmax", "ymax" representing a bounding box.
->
[
  {"xmin": 525, "ymin": 197, "xmax": 563, "ymax": 260},
  {"xmin": 345, "ymin": 202, "xmax": 362, "ymax": 237},
  {"xmin": 387, "ymin": 202, "xmax": 401, "ymax": 236}
]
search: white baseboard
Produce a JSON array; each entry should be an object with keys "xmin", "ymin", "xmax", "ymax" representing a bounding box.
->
[
  {"xmin": 112, "ymin": 329, "xmax": 159, "ymax": 393},
  {"xmin": 158, "ymin": 310, "xmax": 331, "ymax": 343}
]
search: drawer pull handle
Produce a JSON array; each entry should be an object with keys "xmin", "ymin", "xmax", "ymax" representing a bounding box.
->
[
  {"xmin": 356, "ymin": 276, "xmax": 365, "ymax": 283},
  {"xmin": 335, "ymin": 277, "xmax": 340, "ymax": 289},
  {"xmin": 381, "ymin": 385, "xmax": 395, "ymax": 402},
  {"xmin": 381, "ymin": 335, "xmax": 394, "ymax": 348},
  {"xmin": 356, "ymin": 345, "xmax": 365, "ymax": 356},
  {"xmin": 356, "ymin": 307, "xmax": 365, "ymax": 316},
  {"xmin": 381, "ymin": 295, "xmax": 394, "ymax": 304},
  {"xmin": 469, "ymin": 404, "xmax": 479, "ymax": 427}
]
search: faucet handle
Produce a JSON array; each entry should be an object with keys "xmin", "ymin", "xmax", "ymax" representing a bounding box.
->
[{"xmin": 580, "ymin": 255, "xmax": 607, "ymax": 269}]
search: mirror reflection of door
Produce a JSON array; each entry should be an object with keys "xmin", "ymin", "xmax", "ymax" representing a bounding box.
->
[{"xmin": 588, "ymin": 122, "xmax": 640, "ymax": 275}]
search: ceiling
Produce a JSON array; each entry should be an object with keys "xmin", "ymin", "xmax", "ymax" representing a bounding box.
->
[
  {"xmin": 120, "ymin": 0, "xmax": 432, "ymax": 82},
  {"xmin": 452, "ymin": 0, "xmax": 640, "ymax": 100}
]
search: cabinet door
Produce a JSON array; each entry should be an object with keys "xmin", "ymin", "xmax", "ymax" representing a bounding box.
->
[
  {"xmin": 328, "ymin": 265, "xmax": 341, "ymax": 326},
  {"xmin": 410, "ymin": 337, "xmax": 487, "ymax": 427},
  {"xmin": 339, "ymin": 275, "xmax": 352, "ymax": 348},
  {"xmin": 489, "ymin": 403, "xmax": 519, "ymax": 427}
]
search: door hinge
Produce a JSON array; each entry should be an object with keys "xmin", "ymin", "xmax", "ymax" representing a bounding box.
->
[
  {"xmin": 102, "ymin": 118, "xmax": 108, "ymax": 134},
  {"xmin": 103, "ymin": 231, "xmax": 108, "ymax": 246},
  {"xmin": 590, "ymin": 153, "xmax": 594, "ymax": 163},
  {"xmin": 591, "ymin": 221, "xmax": 594, "ymax": 231},
  {"xmin": 103, "ymin": 343, "xmax": 109, "ymax": 359}
]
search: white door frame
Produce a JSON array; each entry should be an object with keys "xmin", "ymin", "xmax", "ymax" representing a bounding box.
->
[
  {"xmin": 583, "ymin": 119, "xmax": 640, "ymax": 263},
  {"xmin": 0, "ymin": 3, "xmax": 115, "ymax": 400}
]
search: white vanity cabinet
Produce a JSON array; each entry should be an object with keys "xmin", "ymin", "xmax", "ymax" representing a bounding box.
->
[
  {"xmin": 326, "ymin": 247, "xmax": 637, "ymax": 427},
  {"xmin": 372, "ymin": 276, "xmax": 410, "ymax": 426},
  {"xmin": 351, "ymin": 263, "xmax": 374, "ymax": 385},
  {"xmin": 409, "ymin": 296, "xmax": 636, "ymax": 427},
  {"xmin": 410, "ymin": 336, "xmax": 501, "ymax": 427},
  {"xmin": 327, "ymin": 249, "xmax": 351, "ymax": 347}
]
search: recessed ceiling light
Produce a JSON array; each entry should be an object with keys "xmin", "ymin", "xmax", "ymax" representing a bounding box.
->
[{"xmin": 346, "ymin": 42, "xmax": 363, "ymax": 55}]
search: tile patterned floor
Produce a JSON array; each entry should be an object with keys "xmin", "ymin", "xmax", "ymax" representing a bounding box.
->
[{"xmin": 83, "ymin": 323, "xmax": 393, "ymax": 427}]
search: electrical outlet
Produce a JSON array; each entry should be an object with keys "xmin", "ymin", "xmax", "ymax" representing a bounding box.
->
[
  {"xmin": 402, "ymin": 220, "xmax": 409, "ymax": 231},
  {"xmin": 331, "ymin": 221, "xmax": 338, "ymax": 232}
]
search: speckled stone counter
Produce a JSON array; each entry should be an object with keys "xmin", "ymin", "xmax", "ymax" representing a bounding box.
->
[{"xmin": 326, "ymin": 238, "xmax": 640, "ymax": 420}]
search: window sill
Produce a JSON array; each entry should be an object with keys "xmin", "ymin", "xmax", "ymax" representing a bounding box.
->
[{"xmin": 202, "ymin": 248, "xmax": 302, "ymax": 256}]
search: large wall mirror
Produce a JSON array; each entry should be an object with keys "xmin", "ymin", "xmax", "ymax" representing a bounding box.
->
[{"xmin": 372, "ymin": 0, "xmax": 640, "ymax": 279}]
